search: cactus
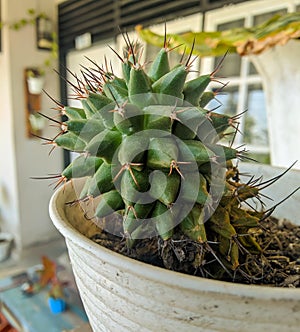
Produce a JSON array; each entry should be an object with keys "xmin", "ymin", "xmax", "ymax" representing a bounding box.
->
[{"xmin": 42, "ymin": 33, "xmax": 290, "ymax": 280}]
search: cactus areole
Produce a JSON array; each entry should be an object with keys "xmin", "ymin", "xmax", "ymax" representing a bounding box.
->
[{"xmin": 44, "ymin": 34, "xmax": 299, "ymax": 283}]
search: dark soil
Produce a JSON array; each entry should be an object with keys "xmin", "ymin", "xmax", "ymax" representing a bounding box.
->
[{"xmin": 89, "ymin": 216, "xmax": 300, "ymax": 287}]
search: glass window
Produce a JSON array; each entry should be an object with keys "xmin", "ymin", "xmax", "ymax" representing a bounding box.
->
[
  {"xmin": 244, "ymin": 84, "xmax": 268, "ymax": 146},
  {"xmin": 253, "ymin": 8, "xmax": 287, "ymax": 25},
  {"xmin": 208, "ymin": 86, "xmax": 239, "ymax": 117},
  {"xmin": 214, "ymin": 19, "xmax": 244, "ymax": 77}
]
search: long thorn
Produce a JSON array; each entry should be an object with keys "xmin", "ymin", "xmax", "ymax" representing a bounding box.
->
[
  {"xmin": 42, "ymin": 89, "xmax": 64, "ymax": 108},
  {"xmin": 211, "ymin": 50, "xmax": 229, "ymax": 77},
  {"xmin": 258, "ymin": 161, "xmax": 297, "ymax": 190},
  {"xmin": 38, "ymin": 112, "xmax": 63, "ymax": 125},
  {"xmin": 107, "ymin": 45, "xmax": 124, "ymax": 63},
  {"xmin": 185, "ymin": 38, "xmax": 195, "ymax": 68}
]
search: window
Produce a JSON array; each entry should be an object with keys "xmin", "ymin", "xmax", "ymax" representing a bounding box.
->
[{"xmin": 201, "ymin": 0, "xmax": 300, "ymax": 164}]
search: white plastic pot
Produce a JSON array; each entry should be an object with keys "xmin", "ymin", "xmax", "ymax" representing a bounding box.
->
[
  {"xmin": 49, "ymin": 164, "xmax": 300, "ymax": 332},
  {"xmin": 27, "ymin": 76, "xmax": 45, "ymax": 95},
  {"xmin": 0, "ymin": 233, "xmax": 13, "ymax": 262}
]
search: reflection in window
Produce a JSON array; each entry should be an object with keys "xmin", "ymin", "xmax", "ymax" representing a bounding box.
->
[
  {"xmin": 206, "ymin": 86, "xmax": 239, "ymax": 146},
  {"xmin": 208, "ymin": 86, "xmax": 239, "ymax": 117},
  {"xmin": 244, "ymin": 85, "xmax": 268, "ymax": 146},
  {"xmin": 214, "ymin": 19, "xmax": 244, "ymax": 77}
]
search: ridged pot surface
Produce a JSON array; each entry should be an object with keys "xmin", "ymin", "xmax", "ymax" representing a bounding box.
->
[{"xmin": 49, "ymin": 166, "xmax": 300, "ymax": 332}]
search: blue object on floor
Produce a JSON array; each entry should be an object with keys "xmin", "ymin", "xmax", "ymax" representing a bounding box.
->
[{"xmin": 48, "ymin": 297, "xmax": 66, "ymax": 314}]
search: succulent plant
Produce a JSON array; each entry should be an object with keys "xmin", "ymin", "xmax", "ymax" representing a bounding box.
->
[{"xmin": 42, "ymin": 33, "xmax": 288, "ymax": 280}]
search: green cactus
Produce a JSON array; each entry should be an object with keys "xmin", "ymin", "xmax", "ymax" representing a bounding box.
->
[{"xmin": 44, "ymin": 34, "xmax": 283, "ymax": 280}]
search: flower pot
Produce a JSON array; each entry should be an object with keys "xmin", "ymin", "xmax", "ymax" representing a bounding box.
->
[
  {"xmin": 49, "ymin": 165, "xmax": 300, "ymax": 332},
  {"xmin": 48, "ymin": 297, "xmax": 66, "ymax": 314},
  {"xmin": 0, "ymin": 232, "xmax": 13, "ymax": 262},
  {"xmin": 27, "ymin": 76, "xmax": 45, "ymax": 95}
]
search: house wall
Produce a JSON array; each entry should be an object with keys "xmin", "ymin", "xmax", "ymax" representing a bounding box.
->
[{"xmin": 0, "ymin": 0, "xmax": 64, "ymax": 252}]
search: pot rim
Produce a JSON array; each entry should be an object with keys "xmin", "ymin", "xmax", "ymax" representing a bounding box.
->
[{"xmin": 49, "ymin": 179, "xmax": 300, "ymax": 301}]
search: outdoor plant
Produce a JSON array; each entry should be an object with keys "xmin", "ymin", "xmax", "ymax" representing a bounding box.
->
[
  {"xmin": 41, "ymin": 32, "xmax": 298, "ymax": 284},
  {"xmin": 136, "ymin": 12, "xmax": 300, "ymax": 57}
]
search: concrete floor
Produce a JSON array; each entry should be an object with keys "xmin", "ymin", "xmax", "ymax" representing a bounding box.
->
[{"xmin": 0, "ymin": 237, "xmax": 68, "ymax": 279}]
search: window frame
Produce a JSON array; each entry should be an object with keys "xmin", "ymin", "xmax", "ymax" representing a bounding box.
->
[{"xmin": 200, "ymin": 0, "xmax": 300, "ymax": 157}]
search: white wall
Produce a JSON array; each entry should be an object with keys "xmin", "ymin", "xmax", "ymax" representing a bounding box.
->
[{"xmin": 0, "ymin": 0, "xmax": 64, "ymax": 251}]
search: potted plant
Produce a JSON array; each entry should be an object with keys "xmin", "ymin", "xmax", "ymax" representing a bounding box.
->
[
  {"xmin": 26, "ymin": 67, "xmax": 46, "ymax": 95},
  {"xmin": 45, "ymin": 29, "xmax": 300, "ymax": 331},
  {"xmin": 0, "ymin": 208, "xmax": 13, "ymax": 262},
  {"xmin": 0, "ymin": 231, "xmax": 13, "ymax": 262}
]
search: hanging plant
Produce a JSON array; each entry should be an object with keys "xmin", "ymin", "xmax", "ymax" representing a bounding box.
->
[
  {"xmin": 136, "ymin": 12, "xmax": 300, "ymax": 57},
  {"xmin": 0, "ymin": 8, "xmax": 58, "ymax": 76}
]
